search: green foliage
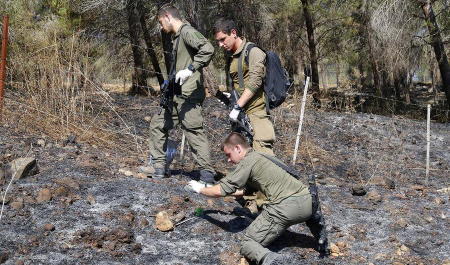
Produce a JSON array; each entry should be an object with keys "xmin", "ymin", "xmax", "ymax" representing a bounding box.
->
[{"xmin": 195, "ymin": 207, "xmax": 204, "ymax": 217}]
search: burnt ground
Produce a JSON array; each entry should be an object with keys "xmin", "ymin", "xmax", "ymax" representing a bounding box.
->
[{"xmin": 0, "ymin": 91, "xmax": 449, "ymax": 265}]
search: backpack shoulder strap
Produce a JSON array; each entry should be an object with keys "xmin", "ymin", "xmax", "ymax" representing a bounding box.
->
[
  {"xmin": 244, "ymin": 43, "xmax": 265, "ymax": 66},
  {"xmin": 259, "ymin": 153, "xmax": 300, "ymax": 179}
]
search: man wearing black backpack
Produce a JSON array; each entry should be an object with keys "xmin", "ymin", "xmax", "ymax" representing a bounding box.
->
[{"xmin": 213, "ymin": 18, "xmax": 276, "ymax": 156}]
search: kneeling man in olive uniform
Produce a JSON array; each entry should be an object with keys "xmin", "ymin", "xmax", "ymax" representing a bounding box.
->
[{"xmin": 187, "ymin": 132, "xmax": 328, "ymax": 264}]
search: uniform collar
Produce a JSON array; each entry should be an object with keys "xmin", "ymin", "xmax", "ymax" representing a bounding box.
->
[
  {"xmin": 233, "ymin": 37, "xmax": 247, "ymax": 56},
  {"xmin": 174, "ymin": 22, "xmax": 189, "ymax": 37}
]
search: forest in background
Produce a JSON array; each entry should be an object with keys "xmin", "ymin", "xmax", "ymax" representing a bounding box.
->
[{"xmin": 0, "ymin": 0, "xmax": 449, "ymax": 147}]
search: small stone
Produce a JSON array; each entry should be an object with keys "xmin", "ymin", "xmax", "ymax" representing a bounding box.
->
[
  {"xmin": 397, "ymin": 218, "xmax": 408, "ymax": 228},
  {"xmin": 10, "ymin": 201, "xmax": 24, "ymax": 210},
  {"xmin": 140, "ymin": 218, "xmax": 149, "ymax": 227},
  {"xmin": 37, "ymin": 139, "xmax": 46, "ymax": 147},
  {"xmin": 173, "ymin": 211, "xmax": 186, "ymax": 223},
  {"xmin": 37, "ymin": 188, "xmax": 52, "ymax": 203},
  {"xmin": 144, "ymin": 116, "xmax": 152, "ymax": 122},
  {"xmin": 55, "ymin": 177, "xmax": 80, "ymax": 190},
  {"xmin": 0, "ymin": 169, "xmax": 5, "ymax": 185},
  {"xmin": 44, "ymin": 223, "xmax": 55, "ymax": 231},
  {"xmin": 54, "ymin": 187, "xmax": 68, "ymax": 197},
  {"xmin": 384, "ymin": 178, "xmax": 395, "ymax": 189},
  {"xmin": 87, "ymin": 194, "xmax": 95, "ymax": 205},
  {"xmin": 424, "ymin": 216, "xmax": 433, "ymax": 222},
  {"xmin": 155, "ymin": 211, "xmax": 174, "ymax": 232},
  {"xmin": 351, "ymin": 185, "xmax": 367, "ymax": 196},
  {"xmin": 392, "ymin": 262, "xmax": 404, "ymax": 265},
  {"xmin": 124, "ymin": 171, "xmax": 133, "ymax": 177},
  {"xmin": 15, "ymin": 259, "xmax": 25, "ymax": 265},
  {"xmin": 312, "ymin": 158, "xmax": 320, "ymax": 163},
  {"xmin": 337, "ymin": 241, "xmax": 346, "ymax": 249},
  {"xmin": 240, "ymin": 257, "xmax": 249, "ymax": 265},
  {"xmin": 136, "ymin": 173, "xmax": 147, "ymax": 179},
  {"xmin": 400, "ymin": 245, "xmax": 409, "ymax": 252},
  {"xmin": 435, "ymin": 197, "xmax": 445, "ymax": 205},
  {"xmin": 330, "ymin": 242, "xmax": 339, "ymax": 254},
  {"xmin": 368, "ymin": 191, "xmax": 382, "ymax": 203},
  {"xmin": 0, "ymin": 251, "xmax": 9, "ymax": 263}
]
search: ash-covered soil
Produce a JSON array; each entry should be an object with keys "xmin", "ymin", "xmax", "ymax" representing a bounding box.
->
[{"xmin": 0, "ymin": 93, "xmax": 449, "ymax": 265}]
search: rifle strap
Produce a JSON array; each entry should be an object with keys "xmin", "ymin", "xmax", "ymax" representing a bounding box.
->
[{"xmin": 259, "ymin": 153, "xmax": 300, "ymax": 179}]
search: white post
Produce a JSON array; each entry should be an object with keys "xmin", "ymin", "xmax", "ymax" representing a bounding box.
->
[
  {"xmin": 180, "ymin": 133, "xmax": 186, "ymax": 162},
  {"xmin": 292, "ymin": 76, "xmax": 310, "ymax": 166},
  {"xmin": 425, "ymin": 104, "xmax": 431, "ymax": 185}
]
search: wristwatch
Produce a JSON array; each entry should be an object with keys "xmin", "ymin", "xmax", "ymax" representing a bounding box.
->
[{"xmin": 188, "ymin": 64, "xmax": 196, "ymax": 73}]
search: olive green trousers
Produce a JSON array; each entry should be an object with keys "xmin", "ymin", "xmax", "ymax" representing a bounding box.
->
[{"xmin": 241, "ymin": 194, "xmax": 312, "ymax": 264}]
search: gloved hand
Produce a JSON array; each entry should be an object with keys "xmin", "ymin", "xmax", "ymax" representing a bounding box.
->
[
  {"xmin": 218, "ymin": 92, "xmax": 231, "ymax": 106},
  {"xmin": 229, "ymin": 107, "xmax": 241, "ymax": 121},
  {"xmin": 188, "ymin": 180, "xmax": 205, "ymax": 193},
  {"xmin": 175, "ymin": 69, "xmax": 193, "ymax": 85}
]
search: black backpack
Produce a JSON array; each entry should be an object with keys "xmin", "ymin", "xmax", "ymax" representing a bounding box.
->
[{"xmin": 227, "ymin": 43, "xmax": 289, "ymax": 113}]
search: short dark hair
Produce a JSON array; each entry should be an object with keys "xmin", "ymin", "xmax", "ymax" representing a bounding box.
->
[
  {"xmin": 221, "ymin": 132, "xmax": 250, "ymax": 151},
  {"xmin": 213, "ymin": 18, "xmax": 239, "ymax": 36},
  {"xmin": 157, "ymin": 3, "xmax": 182, "ymax": 20}
]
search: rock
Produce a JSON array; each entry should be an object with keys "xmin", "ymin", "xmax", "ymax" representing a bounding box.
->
[
  {"xmin": 54, "ymin": 187, "xmax": 68, "ymax": 197},
  {"xmin": 37, "ymin": 188, "xmax": 52, "ymax": 203},
  {"xmin": 240, "ymin": 257, "xmax": 249, "ymax": 265},
  {"xmin": 44, "ymin": 223, "xmax": 55, "ymax": 231},
  {"xmin": 124, "ymin": 171, "xmax": 133, "ymax": 177},
  {"xmin": 87, "ymin": 194, "xmax": 95, "ymax": 205},
  {"xmin": 384, "ymin": 178, "xmax": 395, "ymax": 189},
  {"xmin": 136, "ymin": 173, "xmax": 147, "ymax": 179},
  {"xmin": 411, "ymin": 185, "xmax": 425, "ymax": 191},
  {"xmin": 10, "ymin": 201, "xmax": 24, "ymax": 210},
  {"xmin": 435, "ymin": 197, "xmax": 445, "ymax": 205},
  {"xmin": 0, "ymin": 169, "xmax": 5, "ymax": 185},
  {"xmin": 55, "ymin": 177, "xmax": 80, "ymax": 190},
  {"xmin": 138, "ymin": 166, "xmax": 155, "ymax": 175},
  {"xmin": 37, "ymin": 139, "xmax": 45, "ymax": 147},
  {"xmin": 155, "ymin": 211, "xmax": 174, "ymax": 232},
  {"xmin": 312, "ymin": 158, "xmax": 320, "ymax": 163},
  {"xmin": 351, "ymin": 185, "xmax": 367, "ymax": 196},
  {"xmin": 400, "ymin": 244, "xmax": 409, "ymax": 252},
  {"xmin": 0, "ymin": 251, "xmax": 9, "ymax": 263},
  {"xmin": 144, "ymin": 116, "xmax": 152, "ymax": 122},
  {"xmin": 424, "ymin": 216, "xmax": 433, "ymax": 222},
  {"xmin": 140, "ymin": 218, "xmax": 149, "ymax": 227},
  {"xmin": 392, "ymin": 262, "xmax": 404, "ymax": 265},
  {"xmin": 173, "ymin": 211, "xmax": 186, "ymax": 223},
  {"xmin": 8, "ymin": 157, "xmax": 39, "ymax": 181},
  {"xmin": 397, "ymin": 218, "xmax": 408, "ymax": 228},
  {"xmin": 367, "ymin": 191, "xmax": 382, "ymax": 203},
  {"xmin": 330, "ymin": 242, "xmax": 340, "ymax": 254}
]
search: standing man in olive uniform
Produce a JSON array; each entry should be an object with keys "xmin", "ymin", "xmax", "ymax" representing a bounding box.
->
[
  {"xmin": 213, "ymin": 18, "xmax": 276, "ymax": 156},
  {"xmin": 186, "ymin": 133, "xmax": 328, "ymax": 265},
  {"xmin": 149, "ymin": 4, "xmax": 216, "ymax": 183},
  {"xmin": 213, "ymin": 18, "xmax": 276, "ymax": 212}
]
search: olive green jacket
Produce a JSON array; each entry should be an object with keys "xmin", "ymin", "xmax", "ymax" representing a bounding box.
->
[
  {"xmin": 219, "ymin": 149, "xmax": 310, "ymax": 204},
  {"xmin": 229, "ymin": 38, "xmax": 266, "ymax": 114},
  {"xmin": 173, "ymin": 23, "xmax": 214, "ymax": 100}
]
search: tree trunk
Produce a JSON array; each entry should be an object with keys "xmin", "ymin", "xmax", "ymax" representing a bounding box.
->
[
  {"xmin": 335, "ymin": 56, "xmax": 340, "ymax": 90},
  {"xmin": 320, "ymin": 62, "xmax": 328, "ymax": 95},
  {"xmin": 296, "ymin": 56, "xmax": 304, "ymax": 99},
  {"xmin": 126, "ymin": 0, "xmax": 148, "ymax": 95},
  {"xmin": 301, "ymin": 0, "xmax": 321, "ymax": 101},
  {"xmin": 421, "ymin": 0, "xmax": 450, "ymax": 109},
  {"xmin": 429, "ymin": 47, "xmax": 438, "ymax": 102},
  {"xmin": 139, "ymin": 10, "xmax": 163, "ymax": 88}
]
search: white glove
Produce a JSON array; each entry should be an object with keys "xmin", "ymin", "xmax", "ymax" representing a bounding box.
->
[
  {"xmin": 218, "ymin": 92, "xmax": 231, "ymax": 106},
  {"xmin": 175, "ymin": 69, "xmax": 193, "ymax": 85},
  {"xmin": 188, "ymin": 180, "xmax": 205, "ymax": 193},
  {"xmin": 229, "ymin": 108, "xmax": 241, "ymax": 121}
]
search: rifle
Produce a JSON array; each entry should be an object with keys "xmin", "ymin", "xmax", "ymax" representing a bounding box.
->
[{"xmin": 215, "ymin": 90, "xmax": 254, "ymax": 146}]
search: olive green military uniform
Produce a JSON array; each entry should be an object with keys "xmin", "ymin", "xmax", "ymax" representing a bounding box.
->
[
  {"xmin": 229, "ymin": 38, "xmax": 276, "ymax": 156},
  {"xmin": 149, "ymin": 23, "xmax": 215, "ymax": 176},
  {"xmin": 219, "ymin": 149, "xmax": 312, "ymax": 264}
]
